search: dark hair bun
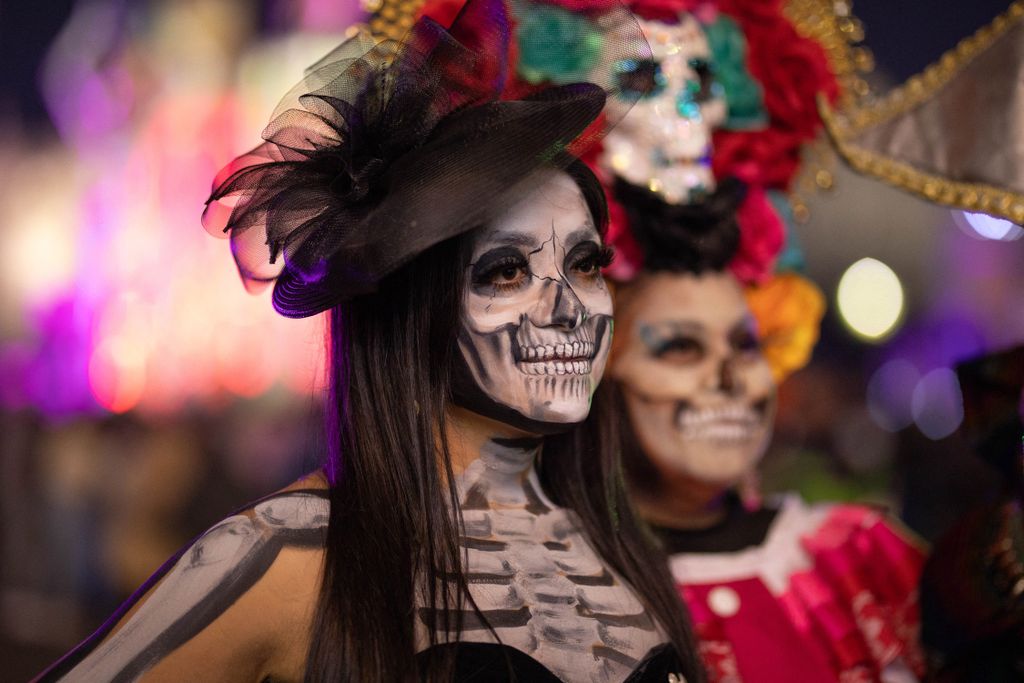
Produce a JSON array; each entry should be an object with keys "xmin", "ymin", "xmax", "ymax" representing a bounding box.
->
[{"xmin": 612, "ymin": 176, "xmax": 746, "ymax": 275}]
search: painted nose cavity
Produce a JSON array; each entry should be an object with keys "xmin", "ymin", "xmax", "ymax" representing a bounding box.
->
[
  {"xmin": 714, "ymin": 356, "xmax": 745, "ymax": 396},
  {"xmin": 534, "ymin": 278, "xmax": 584, "ymax": 330}
]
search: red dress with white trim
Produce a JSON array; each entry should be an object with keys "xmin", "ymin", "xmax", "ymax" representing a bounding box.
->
[{"xmin": 660, "ymin": 495, "xmax": 926, "ymax": 683}]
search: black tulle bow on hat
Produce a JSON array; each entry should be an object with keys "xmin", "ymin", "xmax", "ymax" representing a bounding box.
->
[{"xmin": 203, "ymin": 0, "xmax": 649, "ymax": 318}]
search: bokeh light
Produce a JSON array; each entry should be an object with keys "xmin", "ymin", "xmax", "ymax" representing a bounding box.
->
[
  {"xmin": 911, "ymin": 367, "xmax": 964, "ymax": 440},
  {"xmin": 866, "ymin": 359, "xmax": 920, "ymax": 432},
  {"xmin": 956, "ymin": 210, "xmax": 1024, "ymax": 241},
  {"xmin": 836, "ymin": 257, "xmax": 905, "ymax": 341}
]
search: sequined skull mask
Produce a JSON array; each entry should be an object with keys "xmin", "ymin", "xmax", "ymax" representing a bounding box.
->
[{"xmin": 602, "ymin": 14, "xmax": 725, "ymax": 205}]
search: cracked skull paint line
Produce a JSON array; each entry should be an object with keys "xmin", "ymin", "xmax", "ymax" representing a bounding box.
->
[
  {"xmin": 458, "ymin": 171, "xmax": 614, "ymax": 426},
  {"xmin": 602, "ymin": 14, "xmax": 726, "ymax": 205},
  {"xmin": 611, "ymin": 271, "xmax": 776, "ymax": 485}
]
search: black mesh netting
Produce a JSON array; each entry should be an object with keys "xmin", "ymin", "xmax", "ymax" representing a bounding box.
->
[{"xmin": 202, "ymin": 0, "xmax": 651, "ymax": 318}]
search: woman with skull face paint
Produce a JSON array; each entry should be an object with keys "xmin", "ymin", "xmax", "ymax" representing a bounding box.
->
[
  {"xmin": 483, "ymin": 0, "xmax": 928, "ymax": 680},
  {"xmin": 36, "ymin": 1, "xmax": 706, "ymax": 682},
  {"xmin": 604, "ymin": 209, "xmax": 930, "ymax": 683}
]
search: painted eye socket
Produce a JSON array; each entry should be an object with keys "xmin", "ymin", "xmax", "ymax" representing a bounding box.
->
[
  {"xmin": 566, "ymin": 243, "xmax": 614, "ymax": 278},
  {"xmin": 731, "ymin": 328, "xmax": 763, "ymax": 354},
  {"xmin": 613, "ymin": 58, "xmax": 666, "ymax": 100},
  {"xmin": 687, "ymin": 57, "xmax": 717, "ymax": 102},
  {"xmin": 472, "ymin": 249, "xmax": 531, "ymax": 293},
  {"xmin": 652, "ymin": 336, "xmax": 704, "ymax": 364}
]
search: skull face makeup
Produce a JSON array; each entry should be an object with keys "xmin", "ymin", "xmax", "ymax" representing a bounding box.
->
[
  {"xmin": 611, "ymin": 271, "xmax": 776, "ymax": 485},
  {"xmin": 456, "ymin": 170, "xmax": 614, "ymax": 430},
  {"xmin": 602, "ymin": 15, "xmax": 726, "ymax": 205}
]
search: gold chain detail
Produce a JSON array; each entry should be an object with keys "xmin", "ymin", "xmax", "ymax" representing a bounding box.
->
[
  {"xmin": 833, "ymin": 0, "xmax": 1024, "ymax": 134},
  {"xmin": 367, "ymin": 0, "xmax": 427, "ymax": 41},
  {"xmin": 784, "ymin": 0, "xmax": 874, "ymax": 109}
]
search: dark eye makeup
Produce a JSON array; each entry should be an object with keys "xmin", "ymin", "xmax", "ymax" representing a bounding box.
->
[
  {"xmin": 687, "ymin": 57, "xmax": 716, "ymax": 102},
  {"xmin": 614, "ymin": 58, "xmax": 667, "ymax": 99},
  {"xmin": 565, "ymin": 241, "xmax": 614, "ymax": 276},
  {"xmin": 650, "ymin": 335, "xmax": 704, "ymax": 361},
  {"xmin": 729, "ymin": 323, "xmax": 763, "ymax": 353},
  {"xmin": 640, "ymin": 324, "xmax": 706, "ymax": 363},
  {"xmin": 471, "ymin": 246, "xmax": 530, "ymax": 291}
]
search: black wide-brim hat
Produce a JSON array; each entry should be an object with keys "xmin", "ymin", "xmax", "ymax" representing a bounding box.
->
[{"xmin": 202, "ymin": 0, "xmax": 650, "ymax": 318}]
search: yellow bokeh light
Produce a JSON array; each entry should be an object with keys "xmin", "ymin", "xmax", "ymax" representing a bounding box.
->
[{"xmin": 836, "ymin": 257, "xmax": 905, "ymax": 342}]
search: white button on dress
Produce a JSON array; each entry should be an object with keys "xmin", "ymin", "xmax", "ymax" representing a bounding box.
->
[{"xmin": 707, "ymin": 586, "xmax": 741, "ymax": 617}]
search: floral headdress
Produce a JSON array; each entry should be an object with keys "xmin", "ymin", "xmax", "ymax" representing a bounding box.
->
[
  {"xmin": 417, "ymin": 0, "xmax": 833, "ymax": 380},
  {"xmin": 203, "ymin": 0, "xmax": 650, "ymax": 318}
]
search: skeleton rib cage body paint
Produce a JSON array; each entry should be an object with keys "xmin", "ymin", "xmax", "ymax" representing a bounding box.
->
[{"xmin": 420, "ymin": 437, "xmax": 665, "ymax": 682}]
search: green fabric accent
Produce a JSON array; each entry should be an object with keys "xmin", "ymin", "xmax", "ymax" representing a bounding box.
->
[
  {"xmin": 705, "ymin": 15, "xmax": 767, "ymax": 130},
  {"xmin": 516, "ymin": 5, "xmax": 603, "ymax": 85},
  {"xmin": 768, "ymin": 189, "xmax": 806, "ymax": 273}
]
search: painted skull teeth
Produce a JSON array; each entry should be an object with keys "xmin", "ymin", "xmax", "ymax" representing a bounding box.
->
[
  {"xmin": 518, "ymin": 341, "xmax": 595, "ymax": 362},
  {"xmin": 675, "ymin": 404, "xmax": 763, "ymax": 441},
  {"xmin": 518, "ymin": 359, "xmax": 593, "ymax": 376}
]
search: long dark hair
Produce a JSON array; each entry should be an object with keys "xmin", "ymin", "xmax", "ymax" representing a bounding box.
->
[{"xmin": 305, "ymin": 161, "xmax": 703, "ymax": 682}]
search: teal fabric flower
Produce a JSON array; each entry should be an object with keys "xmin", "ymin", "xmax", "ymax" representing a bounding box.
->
[
  {"xmin": 705, "ymin": 15, "xmax": 767, "ymax": 130},
  {"xmin": 767, "ymin": 189, "xmax": 806, "ymax": 272},
  {"xmin": 516, "ymin": 4, "xmax": 603, "ymax": 85}
]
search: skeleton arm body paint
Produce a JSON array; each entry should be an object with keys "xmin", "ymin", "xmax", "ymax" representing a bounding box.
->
[{"xmin": 42, "ymin": 492, "xmax": 328, "ymax": 682}]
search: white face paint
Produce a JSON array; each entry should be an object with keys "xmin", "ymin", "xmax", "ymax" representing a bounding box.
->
[
  {"xmin": 612, "ymin": 271, "xmax": 776, "ymax": 485},
  {"xmin": 458, "ymin": 170, "xmax": 613, "ymax": 426},
  {"xmin": 601, "ymin": 15, "xmax": 726, "ymax": 204}
]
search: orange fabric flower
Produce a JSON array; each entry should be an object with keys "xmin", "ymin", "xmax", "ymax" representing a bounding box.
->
[{"xmin": 745, "ymin": 272, "xmax": 825, "ymax": 383}]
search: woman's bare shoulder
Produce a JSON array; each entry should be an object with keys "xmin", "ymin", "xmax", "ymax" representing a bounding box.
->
[{"xmin": 40, "ymin": 474, "xmax": 331, "ymax": 682}]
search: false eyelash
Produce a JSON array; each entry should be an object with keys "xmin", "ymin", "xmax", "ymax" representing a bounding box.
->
[
  {"xmin": 472, "ymin": 253, "xmax": 526, "ymax": 285},
  {"xmin": 596, "ymin": 245, "xmax": 615, "ymax": 268}
]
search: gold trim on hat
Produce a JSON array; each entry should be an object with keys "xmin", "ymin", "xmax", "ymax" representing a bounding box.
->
[{"xmin": 819, "ymin": 0, "xmax": 1024, "ymax": 224}]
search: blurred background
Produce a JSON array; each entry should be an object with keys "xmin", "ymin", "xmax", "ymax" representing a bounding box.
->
[{"xmin": 0, "ymin": 0, "xmax": 1020, "ymax": 678}]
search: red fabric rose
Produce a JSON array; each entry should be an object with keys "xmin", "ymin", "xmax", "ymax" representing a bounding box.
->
[
  {"xmin": 729, "ymin": 184, "xmax": 784, "ymax": 284},
  {"xmin": 543, "ymin": 0, "xmax": 629, "ymax": 12},
  {"xmin": 718, "ymin": 0, "xmax": 839, "ymax": 140},
  {"xmin": 418, "ymin": 0, "xmax": 465, "ymax": 26},
  {"xmin": 713, "ymin": 127, "xmax": 804, "ymax": 190},
  {"xmin": 539, "ymin": 0, "xmax": 705, "ymax": 20},
  {"xmin": 625, "ymin": 0, "xmax": 703, "ymax": 22},
  {"xmin": 419, "ymin": 0, "xmax": 522, "ymax": 96}
]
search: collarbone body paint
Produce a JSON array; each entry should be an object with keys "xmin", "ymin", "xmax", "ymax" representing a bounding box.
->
[{"xmin": 418, "ymin": 437, "xmax": 661, "ymax": 682}]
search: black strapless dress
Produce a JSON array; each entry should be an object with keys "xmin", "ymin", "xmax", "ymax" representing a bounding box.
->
[{"xmin": 418, "ymin": 642, "xmax": 685, "ymax": 682}]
